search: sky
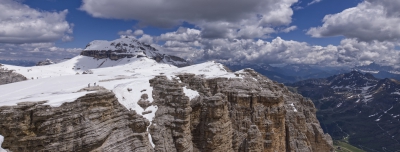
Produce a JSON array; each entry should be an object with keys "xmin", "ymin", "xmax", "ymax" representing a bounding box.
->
[{"xmin": 0, "ymin": 0, "xmax": 400, "ymax": 68}]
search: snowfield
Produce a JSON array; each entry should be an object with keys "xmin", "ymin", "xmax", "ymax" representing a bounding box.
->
[{"xmin": 0, "ymin": 55, "xmax": 243, "ymax": 146}]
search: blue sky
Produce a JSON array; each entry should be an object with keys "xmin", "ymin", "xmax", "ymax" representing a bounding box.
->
[
  {"xmin": 24, "ymin": 0, "xmax": 359, "ymax": 47},
  {"xmin": 1, "ymin": 0, "xmax": 399, "ymax": 68}
]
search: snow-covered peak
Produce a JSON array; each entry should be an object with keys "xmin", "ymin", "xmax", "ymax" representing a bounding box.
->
[
  {"xmin": 82, "ymin": 37, "xmax": 189, "ymax": 67},
  {"xmin": 36, "ymin": 59, "xmax": 54, "ymax": 66}
]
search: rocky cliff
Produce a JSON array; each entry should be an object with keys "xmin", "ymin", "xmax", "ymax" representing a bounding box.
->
[
  {"xmin": 148, "ymin": 69, "xmax": 333, "ymax": 152},
  {"xmin": 0, "ymin": 64, "xmax": 27, "ymax": 85},
  {"xmin": 0, "ymin": 68, "xmax": 333, "ymax": 151},
  {"xmin": 0, "ymin": 87, "xmax": 153, "ymax": 152}
]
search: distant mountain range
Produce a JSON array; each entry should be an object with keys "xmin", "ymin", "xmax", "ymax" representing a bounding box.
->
[
  {"xmin": 227, "ymin": 63, "xmax": 348, "ymax": 83},
  {"xmin": 227, "ymin": 62, "xmax": 400, "ymax": 83},
  {"xmin": 288, "ymin": 71, "xmax": 400, "ymax": 151}
]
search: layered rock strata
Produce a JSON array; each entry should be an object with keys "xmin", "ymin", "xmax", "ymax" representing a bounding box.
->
[
  {"xmin": 148, "ymin": 69, "xmax": 334, "ymax": 152},
  {"xmin": 0, "ymin": 69, "xmax": 333, "ymax": 152},
  {"xmin": 0, "ymin": 88, "xmax": 153, "ymax": 152}
]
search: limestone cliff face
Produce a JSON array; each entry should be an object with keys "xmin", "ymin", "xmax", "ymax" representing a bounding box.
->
[
  {"xmin": 0, "ymin": 64, "xmax": 27, "ymax": 85},
  {"xmin": 0, "ymin": 88, "xmax": 153, "ymax": 152},
  {"xmin": 149, "ymin": 69, "xmax": 334, "ymax": 152},
  {"xmin": 0, "ymin": 69, "xmax": 333, "ymax": 152}
]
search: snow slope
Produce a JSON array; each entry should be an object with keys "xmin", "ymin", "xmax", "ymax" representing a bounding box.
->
[{"xmin": 0, "ymin": 55, "xmax": 242, "ymax": 146}]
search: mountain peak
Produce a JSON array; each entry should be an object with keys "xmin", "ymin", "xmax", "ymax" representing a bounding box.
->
[
  {"xmin": 81, "ymin": 38, "xmax": 189, "ymax": 67},
  {"xmin": 329, "ymin": 71, "xmax": 378, "ymax": 87}
]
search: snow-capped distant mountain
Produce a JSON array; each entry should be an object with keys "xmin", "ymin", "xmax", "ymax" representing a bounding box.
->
[
  {"xmin": 36, "ymin": 59, "xmax": 54, "ymax": 66},
  {"xmin": 289, "ymin": 71, "xmax": 400, "ymax": 151},
  {"xmin": 227, "ymin": 63, "xmax": 343, "ymax": 83},
  {"xmin": 354, "ymin": 62, "xmax": 400, "ymax": 80},
  {"xmin": 81, "ymin": 37, "xmax": 190, "ymax": 67}
]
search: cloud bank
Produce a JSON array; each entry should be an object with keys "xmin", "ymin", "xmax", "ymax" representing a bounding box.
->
[
  {"xmin": 0, "ymin": 0, "xmax": 73, "ymax": 44},
  {"xmin": 307, "ymin": 0, "xmax": 400, "ymax": 42},
  {"xmin": 130, "ymin": 27, "xmax": 400, "ymax": 68},
  {"xmin": 80, "ymin": 0, "xmax": 298, "ymax": 39}
]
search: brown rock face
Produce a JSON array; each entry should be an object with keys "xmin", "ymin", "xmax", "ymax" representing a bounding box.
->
[
  {"xmin": 149, "ymin": 76, "xmax": 194, "ymax": 152},
  {"xmin": 0, "ymin": 89, "xmax": 153, "ymax": 152},
  {"xmin": 148, "ymin": 69, "xmax": 334, "ymax": 152}
]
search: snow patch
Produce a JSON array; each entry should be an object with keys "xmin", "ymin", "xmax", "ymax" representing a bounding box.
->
[
  {"xmin": 183, "ymin": 87, "xmax": 199, "ymax": 100},
  {"xmin": 0, "ymin": 75, "xmax": 98, "ymax": 107},
  {"xmin": 391, "ymin": 92, "xmax": 400, "ymax": 95},
  {"xmin": 289, "ymin": 103, "xmax": 298, "ymax": 112},
  {"xmin": 0, "ymin": 135, "xmax": 5, "ymax": 152},
  {"xmin": 369, "ymin": 113, "xmax": 379, "ymax": 117},
  {"xmin": 336, "ymin": 103, "xmax": 343, "ymax": 108},
  {"xmin": 384, "ymin": 106, "xmax": 394, "ymax": 114}
]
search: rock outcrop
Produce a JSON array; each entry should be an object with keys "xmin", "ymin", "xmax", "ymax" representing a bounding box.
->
[
  {"xmin": 0, "ymin": 88, "xmax": 153, "ymax": 152},
  {"xmin": 0, "ymin": 64, "xmax": 27, "ymax": 85}
]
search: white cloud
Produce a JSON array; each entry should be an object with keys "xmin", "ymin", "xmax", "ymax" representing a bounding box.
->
[
  {"xmin": 138, "ymin": 34, "xmax": 154, "ymax": 44},
  {"xmin": 308, "ymin": 0, "xmax": 322, "ymax": 6},
  {"xmin": 0, "ymin": 43, "xmax": 81, "ymax": 61},
  {"xmin": 159, "ymin": 27, "xmax": 201, "ymax": 42},
  {"xmin": 281, "ymin": 26, "xmax": 297, "ymax": 33},
  {"xmin": 133, "ymin": 28, "xmax": 400, "ymax": 68},
  {"xmin": 118, "ymin": 29, "xmax": 144, "ymax": 37},
  {"xmin": 337, "ymin": 38, "xmax": 400, "ymax": 67},
  {"xmin": 0, "ymin": 0, "xmax": 73, "ymax": 44},
  {"xmin": 81, "ymin": 0, "xmax": 298, "ymax": 39},
  {"xmin": 133, "ymin": 30, "xmax": 144, "ymax": 36},
  {"xmin": 307, "ymin": 0, "xmax": 400, "ymax": 42}
]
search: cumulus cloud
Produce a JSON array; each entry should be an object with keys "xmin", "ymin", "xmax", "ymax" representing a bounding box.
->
[
  {"xmin": 0, "ymin": 0, "xmax": 73, "ymax": 44},
  {"xmin": 118, "ymin": 29, "xmax": 144, "ymax": 37},
  {"xmin": 131, "ymin": 27, "xmax": 400, "ymax": 68},
  {"xmin": 281, "ymin": 26, "xmax": 297, "ymax": 33},
  {"xmin": 0, "ymin": 43, "xmax": 81, "ymax": 61},
  {"xmin": 159, "ymin": 27, "xmax": 201, "ymax": 42},
  {"xmin": 307, "ymin": 0, "xmax": 400, "ymax": 42},
  {"xmin": 337, "ymin": 38, "xmax": 400, "ymax": 67},
  {"xmin": 81, "ymin": 0, "xmax": 298, "ymax": 39}
]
